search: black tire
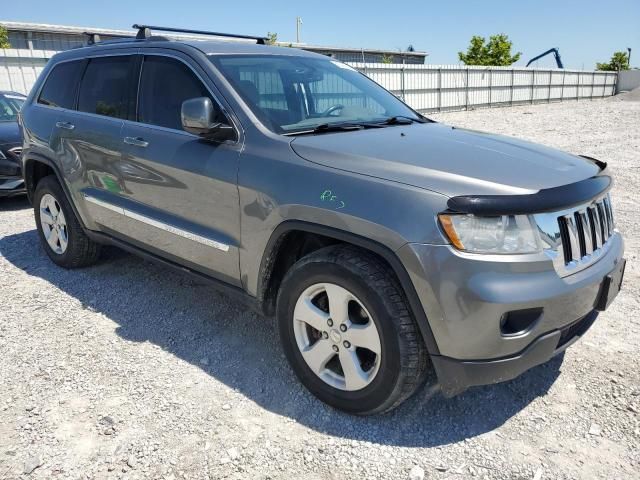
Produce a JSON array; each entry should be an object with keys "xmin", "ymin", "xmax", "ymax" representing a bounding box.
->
[
  {"xmin": 276, "ymin": 245, "xmax": 429, "ymax": 415},
  {"xmin": 34, "ymin": 175, "xmax": 101, "ymax": 268}
]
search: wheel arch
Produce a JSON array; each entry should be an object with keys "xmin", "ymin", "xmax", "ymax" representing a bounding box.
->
[
  {"xmin": 23, "ymin": 153, "xmax": 87, "ymax": 231},
  {"xmin": 258, "ymin": 220, "xmax": 440, "ymax": 355}
]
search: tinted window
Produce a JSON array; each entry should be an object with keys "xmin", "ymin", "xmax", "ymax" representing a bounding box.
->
[
  {"xmin": 38, "ymin": 61, "xmax": 83, "ymax": 109},
  {"xmin": 138, "ymin": 56, "xmax": 223, "ymax": 131},
  {"xmin": 78, "ymin": 56, "xmax": 132, "ymax": 119},
  {"xmin": 0, "ymin": 94, "xmax": 25, "ymax": 122}
]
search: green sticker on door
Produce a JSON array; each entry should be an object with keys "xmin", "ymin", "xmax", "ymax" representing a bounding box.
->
[{"xmin": 320, "ymin": 190, "xmax": 346, "ymax": 210}]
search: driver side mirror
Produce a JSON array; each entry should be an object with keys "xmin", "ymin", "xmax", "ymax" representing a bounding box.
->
[{"xmin": 181, "ymin": 97, "xmax": 236, "ymax": 142}]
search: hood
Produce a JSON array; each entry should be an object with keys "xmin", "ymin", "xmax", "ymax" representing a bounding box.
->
[
  {"xmin": 290, "ymin": 123, "xmax": 601, "ymax": 197},
  {"xmin": 0, "ymin": 121, "xmax": 21, "ymax": 147}
]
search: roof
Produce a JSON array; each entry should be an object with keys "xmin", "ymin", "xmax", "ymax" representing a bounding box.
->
[
  {"xmin": 60, "ymin": 37, "xmax": 324, "ymax": 59},
  {"xmin": 0, "ymin": 21, "xmax": 427, "ymax": 58},
  {"xmin": 191, "ymin": 41, "xmax": 321, "ymax": 57}
]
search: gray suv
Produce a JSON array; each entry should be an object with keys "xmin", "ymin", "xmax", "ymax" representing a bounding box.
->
[{"xmin": 19, "ymin": 25, "xmax": 625, "ymax": 415}]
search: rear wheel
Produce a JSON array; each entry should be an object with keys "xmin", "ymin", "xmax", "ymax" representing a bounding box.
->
[
  {"xmin": 277, "ymin": 245, "xmax": 429, "ymax": 415},
  {"xmin": 34, "ymin": 176, "xmax": 101, "ymax": 268}
]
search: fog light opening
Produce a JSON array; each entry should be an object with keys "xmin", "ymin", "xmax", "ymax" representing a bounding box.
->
[{"xmin": 500, "ymin": 308, "xmax": 543, "ymax": 337}]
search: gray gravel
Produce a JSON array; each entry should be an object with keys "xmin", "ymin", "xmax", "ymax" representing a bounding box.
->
[{"xmin": 1, "ymin": 98, "xmax": 639, "ymax": 480}]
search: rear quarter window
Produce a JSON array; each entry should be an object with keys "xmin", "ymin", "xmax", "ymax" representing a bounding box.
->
[{"xmin": 38, "ymin": 60, "xmax": 84, "ymax": 109}]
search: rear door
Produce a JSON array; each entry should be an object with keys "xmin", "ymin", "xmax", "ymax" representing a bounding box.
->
[
  {"xmin": 25, "ymin": 59, "xmax": 84, "ymax": 196},
  {"xmin": 118, "ymin": 51, "xmax": 242, "ymax": 285},
  {"xmin": 54, "ymin": 52, "xmax": 140, "ymax": 231}
]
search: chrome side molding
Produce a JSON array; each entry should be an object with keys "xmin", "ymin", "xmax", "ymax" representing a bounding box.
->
[{"xmin": 83, "ymin": 194, "xmax": 230, "ymax": 252}]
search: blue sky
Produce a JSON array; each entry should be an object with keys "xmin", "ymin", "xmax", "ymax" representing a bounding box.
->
[{"xmin": 5, "ymin": 0, "xmax": 639, "ymax": 69}]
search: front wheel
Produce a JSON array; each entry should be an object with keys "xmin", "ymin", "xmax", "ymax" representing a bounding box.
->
[{"xmin": 277, "ymin": 245, "xmax": 429, "ymax": 415}]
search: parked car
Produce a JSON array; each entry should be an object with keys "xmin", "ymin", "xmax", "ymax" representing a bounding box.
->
[
  {"xmin": 0, "ymin": 91, "xmax": 26, "ymax": 198},
  {"xmin": 18, "ymin": 26, "xmax": 625, "ymax": 415}
]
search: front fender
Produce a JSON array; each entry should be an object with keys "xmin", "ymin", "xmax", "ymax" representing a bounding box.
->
[{"xmin": 238, "ymin": 140, "xmax": 449, "ymax": 297}]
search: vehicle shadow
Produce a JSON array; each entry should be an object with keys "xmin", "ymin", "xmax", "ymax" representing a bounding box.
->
[
  {"xmin": 0, "ymin": 196, "xmax": 30, "ymax": 212},
  {"xmin": 0, "ymin": 229, "xmax": 563, "ymax": 448}
]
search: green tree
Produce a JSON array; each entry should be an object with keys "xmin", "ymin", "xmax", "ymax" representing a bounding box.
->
[
  {"xmin": 381, "ymin": 53, "xmax": 394, "ymax": 64},
  {"xmin": 596, "ymin": 51, "xmax": 630, "ymax": 71},
  {"xmin": 266, "ymin": 32, "xmax": 278, "ymax": 46},
  {"xmin": 0, "ymin": 26, "xmax": 10, "ymax": 49},
  {"xmin": 458, "ymin": 34, "xmax": 521, "ymax": 66}
]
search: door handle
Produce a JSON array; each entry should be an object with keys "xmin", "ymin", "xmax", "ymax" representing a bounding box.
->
[
  {"xmin": 124, "ymin": 136, "xmax": 149, "ymax": 148},
  {"xmin": 55, "ymin": 121, "xmax": 75, "ymax": 130}
]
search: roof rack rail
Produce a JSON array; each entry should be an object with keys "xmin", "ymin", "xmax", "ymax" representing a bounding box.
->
[
  {"xmin": 83, "ymin": 31, "xmax": 134, "ymax": 46},
  {"xmin": 132, "ymin": 24, "xmax": 268, "ymax": 45}
]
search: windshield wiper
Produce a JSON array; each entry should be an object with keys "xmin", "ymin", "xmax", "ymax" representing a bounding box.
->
[
  {"xmin": 380, "ymin": 115, "xmax": 428, "ymax": 125},
  {"xmin": 284, "ymin": 122, "xmax": 383, "ymax": 136}
]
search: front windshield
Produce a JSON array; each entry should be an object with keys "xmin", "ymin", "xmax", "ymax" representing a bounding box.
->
[
  {"xmin": 0, "ymin": 94, "xmax": 25, "ymax": 122},
  {"xmin": 210, "ymin": 55, "xmax": 422, "ymax": 134}
]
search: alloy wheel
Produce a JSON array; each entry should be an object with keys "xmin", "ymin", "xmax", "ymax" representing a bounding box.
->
[
  {"xmin": 292, "ymin": 282, "xmax": 382, "ymax": 391},
  {"xmin": 39, "ymin": 193, "xmax": 68, "ymax": 255}
]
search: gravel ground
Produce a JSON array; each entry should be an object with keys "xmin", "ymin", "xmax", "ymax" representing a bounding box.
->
[{"xmin": 1, "ymin": 98, "xmax": 639, "ymax": 480}]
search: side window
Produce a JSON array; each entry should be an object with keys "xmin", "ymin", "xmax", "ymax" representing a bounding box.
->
[
  {"xmin": 38, "ymin": 60, "xmax": 84, "ymax": 109},
  {"xmin": 78, "ymin": 56, "xmax": 132, "ymax": 119},
  {"xmin": 138, "ymin": 56, "xmax": 223, "ymax": 131}
]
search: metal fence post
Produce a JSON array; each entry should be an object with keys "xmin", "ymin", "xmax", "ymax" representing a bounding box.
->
[
  {"xmin": 531, "ymin": 70, "xmax": 535, "ymax": 104},
  {"xmin": 488, "ymin": 68, "xmax": 493, "ymax": 107},
  {"xmin": 548, "ymin": 70, "xmax": 552, "ymax": 103},
  {"xmin": 400, "ymin": 65, "xmax": 405, "ymax": 102},
  {"xmin": 561, "ymin": 70, "xmax": 566, "ymax": 101},
  {"xmin": 510, "ymin": 69, "xmax": 515, "ymax": 106},
  {"xmin": 465, "ymin": 68, "xmax": 469, "ymax": 111},
  {"xmin": 577, "ymin": 72, "xmax": 581, "ymax": 101},
  {"xmin": 437, "ymin": 67, "xmax": 442, "ymax": 112},
  {"xmin": 590, "ymin": 72, "xmax": 595, "ymax": 100}
]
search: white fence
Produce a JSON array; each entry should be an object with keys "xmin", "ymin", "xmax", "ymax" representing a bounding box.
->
[
  {"xmin": 0, "ymin": 49, "xmax": 619, "ymax": 114},
  {"xmin": 348, "ymin": 63, "xmax": 618, "ymax": 113}
]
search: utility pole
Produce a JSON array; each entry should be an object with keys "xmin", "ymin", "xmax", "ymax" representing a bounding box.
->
[
  {"xmin": 296, "ymin": 16, "xmax": 303, "ymax": 43},
  {"xmin": 628, "ymin": 48, "xmax": 632, "ymax": 68}
]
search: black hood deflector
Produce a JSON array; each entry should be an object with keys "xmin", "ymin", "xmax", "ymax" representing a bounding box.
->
[{"xmin": 447, "ymin": 169, "xmax": 612, "ymax": 215}]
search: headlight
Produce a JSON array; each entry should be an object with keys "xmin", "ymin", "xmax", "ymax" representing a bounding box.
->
[
  {"xmin": 439, "ymin": 214, "xmax": 541, "ymax": 254},
  {"xmin": 0, "ymin": 150, "xmax": 6, "ymax": 160}
]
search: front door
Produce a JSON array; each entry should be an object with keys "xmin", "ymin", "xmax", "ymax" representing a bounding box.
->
[{"xmin": 118, "ymin": 53, "xmax": 242, "ymax": 285}]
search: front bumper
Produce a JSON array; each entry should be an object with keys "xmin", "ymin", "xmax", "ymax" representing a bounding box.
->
[
  {"xmin": 398, "ymin": 231, "xmax": 625, "ymax": 395},
  {"xmin": 432, "ymin": 309, "xmax": 598, "ymax": 396}
]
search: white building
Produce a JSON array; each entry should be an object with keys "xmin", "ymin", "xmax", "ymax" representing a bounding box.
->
[{"xmin": 0, "ymin": 21, "xmax": 427, "ymax": 94}]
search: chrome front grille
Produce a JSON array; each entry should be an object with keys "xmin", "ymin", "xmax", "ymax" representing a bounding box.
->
[
  {"xmin": 534, "ymin": 193, "xmax": 615, "ymax": 277},
  {"xmin": 558, "ymin": 196, "xmax": 613, "ymax": 263}
]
